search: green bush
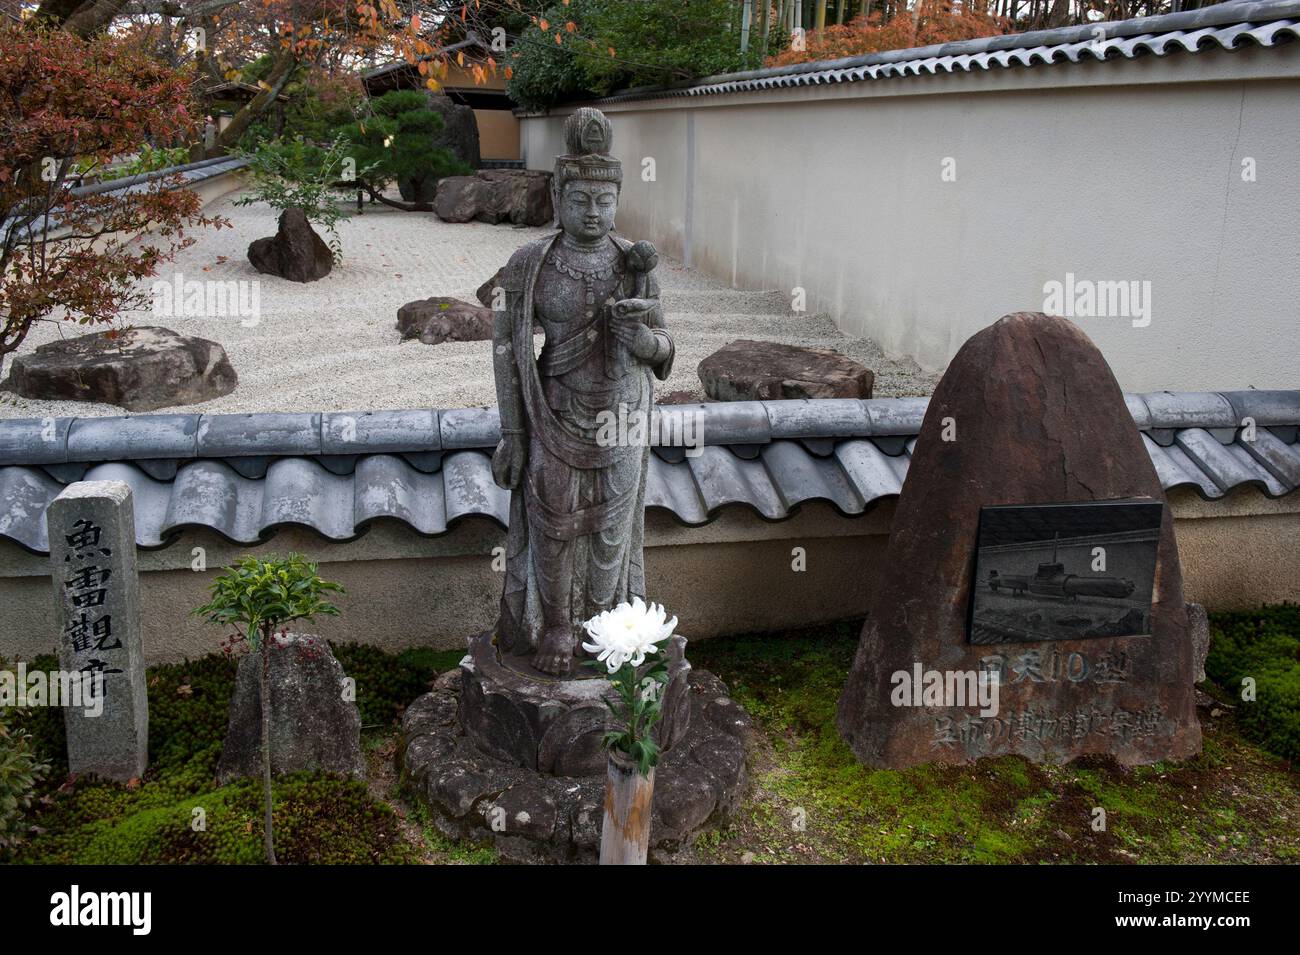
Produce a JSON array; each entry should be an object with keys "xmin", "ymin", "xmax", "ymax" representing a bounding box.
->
[
  {"xmin": 234, "ymin": 136, "xmax": 367, "ymax": 262},
  {"xmin": 235, "ymin": 60, "xmax": 363, "ymax": 149},
  {"xmin": 115, "ymin": 144, "xmax": 191, "ymax": 179},
  {"xmin": 506, "ymin": 4, "xmax": 595, "ymax": 112},
  {"xmin": 9, "ymin": 654, "xmax": 66, "ymax": 782},
  {"xmin": 506, "ymin": 0, "xmax": 763, "ymax": 111},
  {"xmin": 0, "ymin": 702, "xmax": 50, "ymax": 857},
  {"xmin": 332, "ymin": 90, "xmax": 471, "ymax": 204},
  {"xmin": 1206, "ymin": 604, "xmax": 1300, "ymax": 762}
]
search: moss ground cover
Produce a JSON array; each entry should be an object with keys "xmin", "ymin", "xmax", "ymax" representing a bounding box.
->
[{"xmin": 5, "ymin": 610, "xmax": 1298, "ymax": 865}]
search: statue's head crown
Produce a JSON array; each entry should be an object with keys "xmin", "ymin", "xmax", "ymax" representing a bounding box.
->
[
  {"xmin": 554, "ymin": 107, "xmax": 621, "ymax": 193},
  {"xmin": 564, "ymin": 107, "xmax": 613, "ymax": 156}
]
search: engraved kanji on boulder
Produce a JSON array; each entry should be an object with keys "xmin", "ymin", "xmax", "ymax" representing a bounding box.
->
[{"xmin": 836, "ymin": 313, "xmax": 1201, "ymax": 768}]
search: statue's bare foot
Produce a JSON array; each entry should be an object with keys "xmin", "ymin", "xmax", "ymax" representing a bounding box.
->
[{"xmin": 533, "ymin": 629, "xmax": 574, "ymax": 676}]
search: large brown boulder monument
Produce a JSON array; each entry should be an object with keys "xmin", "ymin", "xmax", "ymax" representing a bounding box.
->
[{"xmin": 836, "ymin": 313, "xmax": 1201, "ymax": 768}]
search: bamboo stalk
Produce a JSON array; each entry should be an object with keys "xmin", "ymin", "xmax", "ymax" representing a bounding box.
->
[{"xmin": 599, "ymin": 752, "xmax": 655, "ymax": 865}]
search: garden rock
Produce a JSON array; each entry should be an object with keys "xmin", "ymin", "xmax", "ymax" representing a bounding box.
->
[
  {"xmin": 836, "ymin": 312, "xmax": 1201, "ymax": 769},
  {"xmin": 432, "ymin": 176, "xmax": 481, "ymax": 223},
  {"xmin": 427, "ymin": 92, "xmax": 480, "ymax": 169},
  {"xmin": 433, "ymin": 170, "xmax": 554, "ymax": 227},
  {"xmin": 398, "ymin": 173, "xmax": 439, "ymax": 205},
  {"xmin": 476, "ymin": 267, "xmax": 506, "ymax": 308},
  {"xmin": 698, "ymin": 339, "xmax": 874, "ymax": 400},
  {"xmin": 397, "ymin": 297, "xmax": 493, "ymax": 345},
  {"xmin": 475, "ymin": 170, "xmax": 553, "ymax": 226},
  {"xmin": 2, "ymin": 326, "xmax": 237, "ymax": 412},
  {"xmin": 217, "ymin": 633, "xmax": 364, "ymax": 784},
  {"xmin": 247, "ymin": 207, "xmax": 332, "ymax": 283}
]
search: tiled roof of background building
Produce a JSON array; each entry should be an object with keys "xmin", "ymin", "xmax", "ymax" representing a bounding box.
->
[
  {"xmin": 544, "ymin": 1, "xmax": 1300, "ymax": 108},
  {"xmin": 0, "ymin": 392, "xmax": 1295, "ymax": 555}
]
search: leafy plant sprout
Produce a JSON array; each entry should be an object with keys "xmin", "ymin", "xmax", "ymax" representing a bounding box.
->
[
  {"xmin": 581, "ymin": 598, "xmax": 678, "ymax": 776},
  {"xmin": 234, "ymin": 135, "xmax": 371, "ymax": 263},
  {"xmin": 192, "ymin": 554, "xmax": 343, "ymax": 864}
]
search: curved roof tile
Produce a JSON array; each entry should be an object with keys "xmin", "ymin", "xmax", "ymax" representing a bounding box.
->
[{"xmin": 0, "ymin": 392, "xmax": 1295, "ymax": 555}]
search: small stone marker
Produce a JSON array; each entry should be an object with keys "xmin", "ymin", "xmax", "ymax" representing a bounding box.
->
[
  {"xmin": 836, "ymin": 313, "xmax": 1201, "ymax": 768},
  {"xmin": 48, "ymin": 480, "xmax": 147, "ymax": 781},
  {"xmin": 216, "ymin": 633, "xmax": 364, "ymax": 784}
]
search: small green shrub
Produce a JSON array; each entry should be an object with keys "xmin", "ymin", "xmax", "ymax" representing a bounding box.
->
[
  {"xmin": 332, "ymin": 90, "xmax": 471, "ymax": 204},
  {"xmin": 9, "ymin": 654, "xmax": 66, "ymax": 783},
  {"xmin": 234, "ymin": 136, "xmax": 367, "ymax": 262},
  {"xmin": 0, "ymin": 703, "xmax": 50, "ymax": 857},
  {"xmin": 192, "ymin": 553, "xmax": 344, "ymax": 865},
  {"xmin": 1206, "ymin": 604, "xmax": 1300, "ymax": 762},
  {"xmin": 114, "ymin": 144, "xmax": 191, "ymax": 179}
]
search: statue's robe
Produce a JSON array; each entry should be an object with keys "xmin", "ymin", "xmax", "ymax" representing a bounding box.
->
[{"xmin": 495, "ymin": 232, "xmax": 674, "ymax": 657}]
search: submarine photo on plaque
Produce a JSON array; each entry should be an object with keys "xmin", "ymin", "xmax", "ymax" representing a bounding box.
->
[{"xmin": 967, "ymin": 499, "xmax": 1163, "ymax": 645}]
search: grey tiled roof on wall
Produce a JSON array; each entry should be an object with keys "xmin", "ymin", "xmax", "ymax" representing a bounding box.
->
[
  {"xmin": 0, "ymin": 392, "xmax": 1296, "ymax": 556},
  {"xmin": 2, "ymin": 156, "xmax": 250, "ymax": 245},
  {"xmin": 541, "ymin": 1, "xmax": 1300, "ymax": 108}
]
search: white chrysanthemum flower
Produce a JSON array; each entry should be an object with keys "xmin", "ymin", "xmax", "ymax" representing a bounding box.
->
[{"xmin": 581, "ymin": 597, "xmax": 677, "ymax": 674}]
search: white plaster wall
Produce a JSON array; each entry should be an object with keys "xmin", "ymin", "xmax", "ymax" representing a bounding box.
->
[{"xmin": 520, "ymin": 46, "xmax": 1300, "ymax": 391}]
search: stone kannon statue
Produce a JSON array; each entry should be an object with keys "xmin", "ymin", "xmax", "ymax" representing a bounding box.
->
[{"xmin": 490, "ymin": 108, "xmax": 675, "ymax": 676}]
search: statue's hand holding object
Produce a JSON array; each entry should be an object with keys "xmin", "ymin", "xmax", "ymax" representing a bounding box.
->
[{"xmin": 610, "ymin": 298, "xmax": 660, "ymax": 363}]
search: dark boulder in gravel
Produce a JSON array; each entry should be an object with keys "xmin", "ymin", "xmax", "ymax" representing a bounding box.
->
[
  {"xmin": 434, "ymin": 170, "xmax": 553, "ymax": 227},
  {"xmin": 397, "ymin": 297, "xmax": 493, "ymax": 345},
  {"xmin": 247, "ymin": 207, "xmax": 333, "ymax": 283},
  {"xmin": 698, "ymin": 339, "xmax": 874, "ymax": 400}
]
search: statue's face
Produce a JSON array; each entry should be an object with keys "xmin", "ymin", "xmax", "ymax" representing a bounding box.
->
[{"xmin": 559, "ymin": 180, "xmax": 618, "ymax": 241}]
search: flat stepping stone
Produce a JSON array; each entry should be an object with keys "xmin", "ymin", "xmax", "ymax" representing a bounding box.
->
[
  {"xmin": 698, "ymin": 339, "xmax": 874, "ymax": 400},
  {"xmin": 2, "ymin": 326, "xmax": 237, "ymax": 412}
]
